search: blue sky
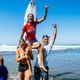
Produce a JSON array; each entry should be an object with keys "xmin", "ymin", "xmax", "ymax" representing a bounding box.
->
[{"xmin": 0, "ymin": 0, "xmax": 80, "ymax": 45}]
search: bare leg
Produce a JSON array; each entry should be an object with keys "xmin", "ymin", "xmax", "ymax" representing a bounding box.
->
[
  {"xmin": 38, "ymin": 47, "xmax": 47, "ymax": 72},
  {"xmin": 18, "ymin": 72, "xmax": 24, "ymax": 80},
  {"xmin": 31, "ymin": 42, "xmax": 40, "ymax": 49},
  {"xmin": 24, "ymin": 59, "xmax": 32, "ymax": 80},
  {"xmin": 25, "ymin": 70, "xmax": 32, "ymax": 80},
  {"xmin": 28, "ymin": 41, "xmax": 47, "ymax": 72}
]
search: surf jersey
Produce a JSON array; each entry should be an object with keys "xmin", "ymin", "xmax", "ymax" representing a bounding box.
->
[{"xmin": 22, "ymin": 20, "xmax": 39, "ymax": 41}]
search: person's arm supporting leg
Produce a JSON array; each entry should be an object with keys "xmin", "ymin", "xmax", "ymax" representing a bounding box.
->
[
  {"xmin": 38, "ymin": 45, "xmax": 47, "ymax": 72},
  {"xmin": 31, "ymin": 41, "xmax": 47, "ymax": 72}
]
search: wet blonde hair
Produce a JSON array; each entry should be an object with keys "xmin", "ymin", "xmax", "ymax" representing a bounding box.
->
[{"xmin": 18, "ymin": 39, "xmax": 28, "ymax": 50}]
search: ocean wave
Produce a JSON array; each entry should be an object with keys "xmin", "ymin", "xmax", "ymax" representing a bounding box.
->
[
  {"xmin": 51, "ymin": 48, "xmax": 80, "ymax": 54},
  {"xmin": 0, "ymin": 45, "xmax": 80, "ymax": 51},
  {"xmin": 53, "ymin": 45, "xmax": 80, "ymax": 50},
  {"xmin": 0, "ymin": 45, "xmax": 17, "ymax": 52}
]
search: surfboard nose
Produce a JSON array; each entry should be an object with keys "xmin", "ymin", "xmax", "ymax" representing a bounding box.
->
[{"xmin": 24, "ymin": 0, "xmax": 36, "ymax": 25}]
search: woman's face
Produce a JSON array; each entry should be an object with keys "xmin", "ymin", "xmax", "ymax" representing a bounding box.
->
[
  {"xmin": 28, "ymin": 14, "xmax": 34, "ymax": 23},
  {"xmin": 20, "ymin": 41, "xmax": 25, "ymax": 48}
]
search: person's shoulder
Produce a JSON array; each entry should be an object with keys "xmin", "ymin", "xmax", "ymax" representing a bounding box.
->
[
  {"xmin": 0, "ymin": 65, "xmax": 8, "ymax": 71},
  {"xmin": 34, "ymin": 20, "xmax": 39, "ymax": 24},
  {"xmin": 23, "ymin": 23, "xmax": 28, "ymax": 28},
  {"xmin": 44, "ymin": 45, "xmax": 49, "ymax": 49},
  {"xmin": 3, "ymin": 65, "xmax": 8, "ymax": 70},
  {"xmin": 2, "ymin": 65, "xmax": 8, "ymax": 74},
  {"xmin": 41, "ymin": 44, "xmax": 44, "ymax": 48},
  {"xmin": 16, "ymin": 48, "xmax": 20, "ymax": 54}
]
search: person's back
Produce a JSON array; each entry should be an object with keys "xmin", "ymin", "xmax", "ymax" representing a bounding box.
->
[{"xmin": 0, "ymin": 55, "xmax": 8, "ymax": 80}]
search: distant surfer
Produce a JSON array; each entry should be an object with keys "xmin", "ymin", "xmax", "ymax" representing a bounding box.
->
[
  {"xmin": 34, "ymin": 23, "xmax": 57, "ymax": 80},
  {"xmin": 20, "ymin": 5, "xmax": 48, "ymax": 72},
  {"xmin": 16, "ymin": 39, "xmax": 33, "ymax": 80}
]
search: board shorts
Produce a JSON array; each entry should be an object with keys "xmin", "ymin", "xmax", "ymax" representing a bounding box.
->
[
  {"xmin": 26, "ymin": 38, "xmax": 41, "ymax": 48},
  {"xmin": 18, "ymin": 62, "xmax": 28, "ymax": 72},
  {"xmin": 28, "ymin": 38, "xmax": 37, "ymax": 44}
]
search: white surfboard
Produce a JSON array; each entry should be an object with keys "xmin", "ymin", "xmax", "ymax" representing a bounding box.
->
[{"xmin": 24, "ymin": 0, "xmax": 37, "ymax": 25}]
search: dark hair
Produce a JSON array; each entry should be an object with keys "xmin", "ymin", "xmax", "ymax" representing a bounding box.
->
[
  {"xmin": 42, "ymin": 35, "xmax": 49, "ymax": 39},
  {"xmin": 27, "ymin": 13, "xmax": 34, "ymax": 18},
  {"xmin": 23, "ymin": 43, "xmax": 28, "ymax": 51}
]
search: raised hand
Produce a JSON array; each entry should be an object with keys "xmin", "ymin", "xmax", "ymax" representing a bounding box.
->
[{"xmin": 45, "ymin": 5, "xmax": 48, "ymax": 10}]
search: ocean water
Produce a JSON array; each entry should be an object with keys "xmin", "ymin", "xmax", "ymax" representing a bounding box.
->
[{"xmin": 0, "ymin": 46, "xmax": 80, "ymax": 80}]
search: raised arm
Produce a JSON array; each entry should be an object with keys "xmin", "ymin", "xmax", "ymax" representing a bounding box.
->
[
  {"xmin": 47, "ymin": 23, "xmax": 57, "ymax": 54},
  {"xmin": 38, "ymin": 5, "xmax": 48, "ymax": 23},
  {"xmin": 51, "ymin": 23, "xmax": 57, "ymax": 44},
  {"xmin": 20, "ymin": 31, "xmax": 24, "ymax": 40}
]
